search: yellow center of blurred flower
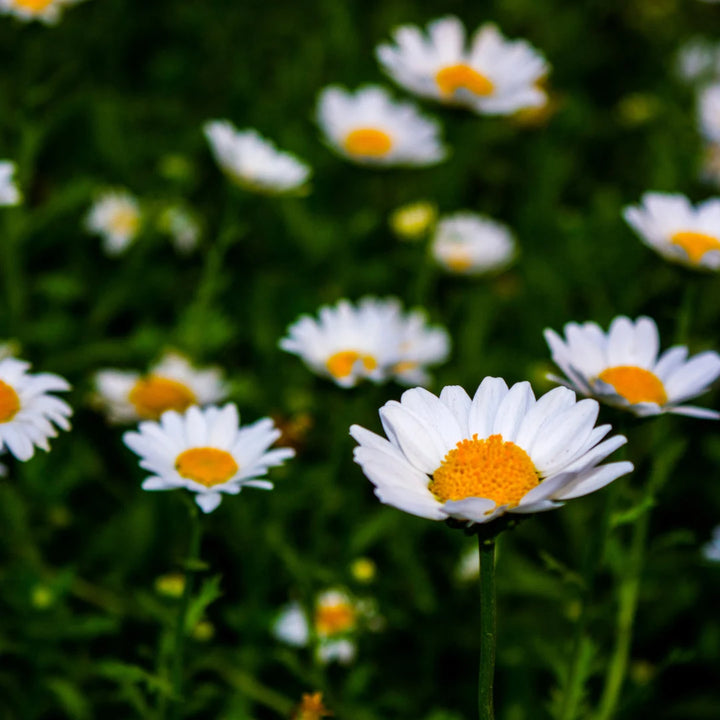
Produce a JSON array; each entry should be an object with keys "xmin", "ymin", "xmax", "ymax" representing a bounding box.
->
[
  {"xmin": 429, "ymin": 434, "xmax": 539, "ymax": 508},
  {"xmin": 445, "ymin": 252, "xmax": 473, "ymax": 272},
  {"xmin": 598, "ymin": 366, "xmax": 668, "ymax": 405},
  {"xmin": 294, "ymin": 692, "xmax": 333, "ymax": 720},
  {"xmin": 670, "ymin": 230, "xmax": 720, "ymax": 264},
  {"xmin": 128, "ymin": 376, "xmax": 197, "ymax": 419},
  {"xmin": 175, "ymin": 447, "xmax": 239, "ymax": 487},
  {"xmin": 315, "ymin": 601, "xmax": 356, "ymax": 637},
  {"xmin": 393, "ymin": 360, "xmax": 418, "ymax": 374},
  {"xmin": 108, "ymin": 207, "xmax": 140, "ymax": 237},
  {"xmin": 14, "ymin": 0, "xmax": 55, "ymax": 11},
  {"xmin": 343, "ymin": 128, "xmax": 393, "ymax": 157},
  {"xmin": 326, "ymin": 351, "xmax": 377, "ymax": 380},
  {"xmin": 0, "ymin": 380, "xmax": 20, "ymax": 423},
  {"xmin": 436, "ymin": 64, "xmax": 494, "ymax": 97}
]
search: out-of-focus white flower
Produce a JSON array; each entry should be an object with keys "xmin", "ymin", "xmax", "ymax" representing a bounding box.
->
[
  {"xmin": 702, "ymin": 526, "xmax": 720, "ymax": 561},
  {"xmin": 85, "ymin": 190, "xmax": 142, "ymax": 256},
  {"xmin": 0, "ymin": 0, "xmax": 84, "ymax": 24},
  {"xmin": 377, "ymin": 16, "xmax": 548, "ymax": 115},
  {"xmin": 0, "ymin": 161, "xmax": 21, "ymax": 206},
  {"xmin": 699, "ymin": 83, "xmax": 720, "ymax": 145},
  {"xmin": 675, "ymin": 38, "xmax": 720, "ymax": 84},
  {"xmin": 316, "ymin": 85, "xmax": 447, "ymax": 167},
  {"xmin": 158, "ymin": 205, "xmax": 200, "ymax": 254},
  {"xmin": 456, "ymin": 543, "xmax": 480, "ymax": 581}
]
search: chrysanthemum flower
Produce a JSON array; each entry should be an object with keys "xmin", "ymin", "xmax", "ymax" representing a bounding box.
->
[
  {"xmin": 0, "ymin": 161, "xmax": 21, "ymax": 206},
  {"xmin": 316, "ymin": 85, "xmax": 447, "ymax": 166},
  {"xmin": 623, "ymin": 192, "xmax": 720, "ymax": 271},
  {"xmin": 544, "ymin": 316, "xmax": 720, "ymax": 419},
  {"xmin": 203, "ymin": 120, "xmax": 311, "ymax": 194},
  {"xmin": 94, "ymin": 351, "xmax": 227, "ymax": 424},
  {"xmin": 376, "ymin": 16, "xmax": 548, "ymax": 115},
  {"xmin": 85, "ymin": 190, "xmax": 142, "ymax": 256},
  {"xmin": 0, "ymin": 0, "xmax": 83, "ymax": 24},
  {"xmin": 123, "ymin": 404, "xmax": 294, "ymax": 513},
  {"xmin": 431, "ymin": 212, "xmax": 517, "ymax": 275},
  {"xmin": 351, "ymin": 380, "xmax": 632, "ymax": 525},
  {"xmin": 0, "ymin": 357, "xmax": 72, "ymax": 462},
  {"xmin": 279, "ymin": 297, "xmax": 449, "ymax": 388}
]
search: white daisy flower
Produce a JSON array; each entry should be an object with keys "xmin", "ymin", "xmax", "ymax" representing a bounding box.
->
[
  {"xmin": 93, "ymin": 351, "xmax": 227, "ymax": 424},
  {"xmin": 350, "ymin": 379, "xmax": 633, "ymax": 525},
  {"xmin": 0, "ymin": 161, "xmax": 21, "ymax": 206},
  {"xmin": 0, "ymin": 0, "xmax": 83, "ymax": 24},
  {"xmin": 702, "ymin": 526, "xmax": 720, "ymax": 562},
  {"xmin": 376, "ymin": 16, "xmax": 548, "ymax": 116},
  {"xmin": 158, "ymin": 205, "xmax": 200, "ymax": 254},
  {"xmin": 203, "ymin": 120, "xmax": 311, "ymax": 195},
  {"xmin": 544, "ymin": 316, "xmax": 720, "ymax": 419},
  {"xmin": 0, "ymin": 357, "xmax": 72, "ymax": 462},
  {"xmin": 316, "ymin": 85, "xmax": 447, "ymax": 167},
  {"xmin": 279, "ymin": 297, "xmax": 449, "ymax": 388},
  {"xmin": 699, "ymin": 82, "xmax": 720, "ymax": 145},
  {"xmin": 623, "ymin": 192, "xmax": 720, "ymax": 271},
  {"xmin": 431, "ymin": 212, "xmax": 517, "ymax": 275},
  {"xmin": 123, "ymin": 404, "xmax": 294, "ymax": 513},
  {"xmin": 85, "ymin": 190, "xmax": 142, "ymax": 256}
]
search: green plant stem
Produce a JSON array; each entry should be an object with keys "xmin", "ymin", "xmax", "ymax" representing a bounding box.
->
[
  {"xmin": 478, "ymin": 537, "xmax": 496, "ymax": 720},
  {"xmin": 675, "ymin": 280, "xmax": 699, "ymax": 345}
]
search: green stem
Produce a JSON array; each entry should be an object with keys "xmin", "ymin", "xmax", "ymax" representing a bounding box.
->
[
  {"xmin": 478, "ymin": 537, "xmax": 496, "ymax": 720},
  {"xmin": 674, "ymin": 279, "xmax": 699, "ymax": 345}
]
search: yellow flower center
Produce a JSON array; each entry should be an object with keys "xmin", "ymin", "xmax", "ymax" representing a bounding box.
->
[
  {"xmin": 14, "ymin": 0, "xmax": 55, "ymax": 11},
  {"xmin": 436, "ymin": 64, "xmax": 495, "ymax": 97},
  {"xmin": 429, "ymin": 434, "xmax": 539, "ymax": 508},
  {"xmin": 597, "ymin": 366, "xmax": 668, "ymax": 405},
  {"xmin": 326, "ymin": 351, "xmax": 377, "ymax": 380},
  {"xmin": 445, "ymin": 252, "xmax": 473, "ymax": 272},
  {"xmin": 128, "ymin": 375, "xmax": 197, "ymax": 420},
  {"xmin": 109, "ymin": 207, "xmax": 140, "ymax": 237},
  {"xmin": 670, "ymin": 230, "xmax": 720, "ymax": 265},
  {"xmin": 343, "ymin": 128, "xmax": 393, "ymax": 157},
  {"xmin": 175, "ymin": 447, "xmax": 239, "ymax": 487},
  {"xmin": 0, "ymin": 380, "xmax": 20, "ymax": 423},
  {"xmin": 393, "ymin": 360, "xmax": 418, "ymax": 374},
  {"xmin": 315, "ymin": 601, "xmax": 356, "ymax": 637},
  {"xmin": 294, "ymin": 692, "xmax": 332, "ymax": 720}
]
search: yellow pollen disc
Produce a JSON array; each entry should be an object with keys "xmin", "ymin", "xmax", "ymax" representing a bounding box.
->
[
  {"xmin": 670, "ymin": 230, "xmax": 720, "ymax": 265},
  {"xmin": 343, "ymin": 128, "xmax": 393, "ymax": 157},
  {"xmin": 326, "ymin": 351, "xmax": 377, "ymax": 380},
  {"xmin": 0, "ymin": 380, "xmax": 20, "ymax": 423},
  {"xmin": 109, "ymin": 208, "xmax": 140, "ymax": 236},
  {"xmin": 14, "ymin": 0, "xmax": 55, "ymax": 11},
  {"xmin": 175, "ymin": 447, "xmax": 239, "ymax": 488},
  {"xmin": 429, "ymin": 434, "xmax": 539, "ymax": 508},
  {"xmin": 393, "ymin": 360, "xmax": 418, "ymax": 374},
  {"xmin": 128, "ymin": 375, "xmax": 197, "ymax": 420},
  {"xmin": 315, "ymin": 602, "xmax": 356, "ymax": 637},
  {"xmin": 445, "ymin": 253, "xmax": 473, "ymax": 272},
  {"xmin": 436, "ymin": 64, "xmax": 495, "ymax": 97},
  {"xmin": 598, "ymin": 366, "xmax": 668, "ymax": 405}
]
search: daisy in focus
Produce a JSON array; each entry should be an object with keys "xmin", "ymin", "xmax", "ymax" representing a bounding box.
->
[
  {"xmin": 350, "ymin": 379, "xmax": 632, "ymax": 525},
  {"xmin": 544, "ymin": 315, "xmax": 720, "ymax": 419},
  {"xmin": 0, "ymin": 0, "xmax": 83, "ymax": 23},
  {"xmin": 123, "ymin": 404, "xmax": 294, "ymax": 513},
  {"xmin": 376, "ymin": 16, "xmax": 548, "ymax": 116},
  {"xmin": 85, "ymin": 190, "xmax": 142, "ymax": 256},
  {"xmin": 316, "ymin": 85, "xmax": 447, "ymax": 166},
  {"xmin": 93, "ymin": 351, "xmax": 227, "ymax": 424},
  {"xmin": 623, "ymin": 192, "xmax": 720, "ymax": 271},
  {"xmin": 0, "ymin": 357, "xmax": 72, "ymax": 462},
  {"xmin": 0, "ymin": 161, "xmax": 21, "ymax": 206},
  {"xmin": 203, "ymin": 120, "xmax": 311, "ymax": 195},
  {"xmin": 431, "ymin": 212, "xmax": 517, "ymax": 275},
  {"xmin": 279, "ymin": 297, "xmax": 450, "ymax": 388}
]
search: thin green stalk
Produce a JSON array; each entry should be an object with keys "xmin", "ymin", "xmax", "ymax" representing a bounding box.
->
[
  {"xmin": 478, "ymin": 537, "xmax": 496, "ymax": 720},
  {"xmin": 674, "ymin": 280, "xmax": 699, "ymax": 346}
]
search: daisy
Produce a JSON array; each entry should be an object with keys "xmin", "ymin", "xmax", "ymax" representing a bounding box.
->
[
  {"xmin": 0, "ymin": 0, "xmax": 83, "ymax": 24},
  {"xmin": 623, "ymin": 192, "xmax": 720, "ymax": 270},
  {"xmin": 699, "ymin": 83, "xmax": 720, "ymax": 145},
  {"xmin": 376, "ymin": 16, "xmax": 548, "ymax": 116},
  {"xmin": 93, "ymin": 351, "xmax": 227, "ymax": 424},
  {"xmin": 0, "ymin": 161, "xmax": 21, "ymax": 206},
  {"xmin": 350, "ymin": 379, "xmax": 632, "ymax": 525},
  {"xmin": 203, "ymin": 120, "xmax": 311, "ymax": 194},
  {"xmin": 316, "ymin": 85, "xmax": 447, "ymax": 166},
  {"xmin": 85, "ymin": 190, "xmax": 142, "ymax": 256},
  {"xmin": 0, "ymin": 357, "xmax": 72, "ymax": 462},
  {"xmin": 279, "ymin": 297, "xmax": 449, "ymax": 388},
  {"xmin": 123, "ymin": 404, "xmax": 294, "ymax": 513},
  {"xmin": 431, "ymin": 212, "xmax": 517, "ymax": 274},
  {"xmin": 544, "ymin": 315, "xmax": 720, "ymax": 419}
]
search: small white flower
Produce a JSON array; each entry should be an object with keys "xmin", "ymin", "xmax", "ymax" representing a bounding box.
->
[
  {"xmin": 94, "ymin": 351, "xmax": 227, "ymax": 424},
  {"xmin": 699, "ymin": 82, "xmax": 720, "ymax": 145},
  {"xmin": 85, "ymin": 190, "xmax": 142, "ymax": 256},
  {"xmin": 393, "ymin": 310, "xmax": 450, "ymax": 386},
  {"xmin": 351, "ymin": 380, "xmax": 633, "ymax": 525},
  {"xmin": 158, "ymin": 205, "xmax": 200, "ymax": 254},
  {"xmin": 0, "ymin": 357, "xmax": 72, "ymax": 462},
  {"xmin": 203, "ymin": 120, "xmax": 310, "ymax": 194},
  {"xmin": 316, "ymin": 85, "xmax": 447, "ymax": 167},
  {"xmin": 623, "ymin": 192, "xmax": 720, "ymax": 271},
  {"xmin": 545, "ymin": 316, "xmax": 720, "ymax": 419},
  {"xmin": 702, "ymin": 526, "xmax": 720, "ymax": 562},
  {"xmin": 0, "ymin": 0, "xmax": 84, "ymax": 24},
  {"xmin": 431, "ymin": 212, "xmax": 517, "ymax": 275},
  {"xmin": 675, "ymin": 38, "xmax": 720, "ymax": 84},
  {"xmin": 0, "ymin": 161, "xmax": 21, "ymax": 206},
  {"xmin": 123, "ymin": 404, "xmax": 294, "ymax": 513},
  {"xmin": 376, "ymin": 16, "xmax": 548, "ymax": 115}
]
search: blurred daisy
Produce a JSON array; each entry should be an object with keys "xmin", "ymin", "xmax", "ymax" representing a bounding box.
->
[
  {"xmin": 0, "ymin": 357, "xmax": 72, "ymax": 462},
  {"xmin": 0, "ymin": 161, "xmax": 21, "ymax": 206},
  {"xmin": 203, "ymin": 120, "xmax": 310, "ymax": 194},
  {"xmin": 675, "ymin": 38, "xmax": 720, "ymax": 85},
  {"xmin": 85, "ymin": 190, "xmax": 142, "ymax": 256},
  {"xmin": 623, "ymin": 192, "xmax": 720, "ymax": 271},
  {"xmin": 376, "ymin": 16, "xmax": 548, "ymax": 115},
  {"xmin": 94, "ymin": 351, "xmax": 227, "ymax": 424},
  {"xmin": 158, "ymin": 205, "xmax": 200, "ymax": 254},
  {"xmin": 280, "ymin": 297, "xmax": 449, "ymax": 388},
  {"xmin": 431, "ymin": 212, "xmax": 517, "ymax": 274},
  {"xmin": 544, "ymin": 315, "xmax": 720, "ymax": 419},
  {"xmin": 699, "ymin": 83, "xmax": 720, "ymax": 145},
  {"xmin": 316, "ymin": 85, "xmax": 447, "ymax": 166},
  {"xmin": 702, "ymin": 526, "xmax": 720, "ymax": 562},
  {"xmin": 351, "ymin": 380, "xmax": 632, "ymax": 525},
  {"xmin": 0, "ymin": 0, "xmax": 83, "ymax": 23},
  {"xmin": 123, "ymin": 404, "xmax": 294, "ymax": 513}
]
